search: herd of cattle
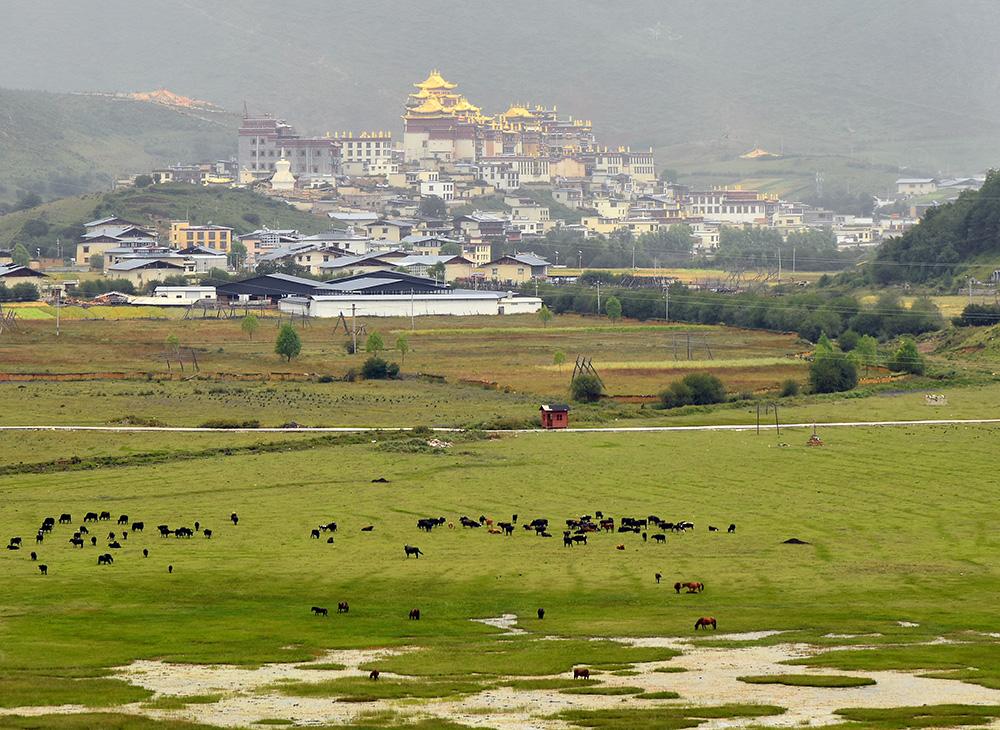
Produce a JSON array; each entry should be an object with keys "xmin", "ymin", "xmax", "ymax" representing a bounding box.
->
[{"xmin": 4, "ymin": 510, "xmax": 239, "ymax": 577}]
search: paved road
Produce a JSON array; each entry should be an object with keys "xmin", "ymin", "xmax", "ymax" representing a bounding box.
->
[{"xmin": 2, "ymin": 418, "xmax": 999, "ymax": 434}]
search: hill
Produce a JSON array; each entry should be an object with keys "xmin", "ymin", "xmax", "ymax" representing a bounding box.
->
[
  {"xmin": 0, "ymin": 184, "xmax": 334, "ymax": 258},
  {"xmin": 867, "ymin": 171, "xmax": 1000, "ymax": 287},
  {"xmin": 0, "ymin": 87, "xmax": 237, "ymax": 209},
  {"xmin": 4, "ymin": 1, "xmax": 1000, "ymax": 193}
]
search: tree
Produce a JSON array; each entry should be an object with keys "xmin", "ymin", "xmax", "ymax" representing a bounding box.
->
[
  {"xmin": 428, "ymin": 262, "xmax": 446, "ymax": 282},
  {"xmin": 89, "ymin": 254, "xmax": 104, "ymax": 271},
  {"xmin": 241, "ymin": 314, "xmax": 260, "ymax": 341},
  {"xmin": 659, "ymin": 373, "xmax": 726, "ymax": 408},
  {"xmin": 849, "ymin": 334, "xmax": 879, "ymax": 375},
  {"xmin": 439, "ymin": 241, "xmax": 462, "ymax": 255},
  {"xmin": 605, "ymin": 295, "xmax": 622, "ymax": 322},
  {"xmin": 888, "ymin": 338, "xmax": 925, "ymax": 375},
  {"xmin": 9, "ymin": 282, "xmax": 39, "ymax": 302},
  {"xmin": 11, "ymin": 243, "xmax": 30, "ymax": 267},
  {"xmin": 228, "ymin": 241, "xmax": 248, "ymax": 270},
  {"xmin": 165, "ymin": 334, "xmax": 180, "ymax": 356},
  {"xmin": 553, "ymin": 350, "xmax": 566, "ymax": 369},
  {"xmin": 365, "ymin": 332, "xmax": 385, "ymax": 355},
  {"xmin": 570, "ymin": 374, "xmax": 603, "ymax": 403},
  {"xmin": 809, "ymin": 356, "xmax": 858, "ymax": 393},
  {"xmin": 779, "ymin": 379, "xmax": 800, "ymax": 397},
  {"xmin": 275, "ymin": 324, "xmax": 302, "ymax": 362},
  {"xmin": 361, "ymin": 356, "xmax": 400, "ymax": 380},
  {"xmin": 537, "ymin": 304, "xmax": 554, "ymax": 327},
  {"xmin": 396, "ymin": 334, "xmax": 409, "ymax": 365},
  {"xmin": 418, "ymin": 196, "xmax": 448, "ymax": 219},
  {"xmin": 134, "ymin": 174, "xmax": 154, "ymax": 188},
  {"xmin": 838, "ymin": 329, "xmax": 860, "ymax": 352}
]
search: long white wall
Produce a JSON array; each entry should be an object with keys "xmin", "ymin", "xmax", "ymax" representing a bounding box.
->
[{"xmin": 278, "ymin": 293, "xmax": 542, "ymax": 318}]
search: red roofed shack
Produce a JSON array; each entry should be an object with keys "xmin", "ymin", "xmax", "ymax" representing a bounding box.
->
[{"xmin": 539, "ymin": 404, "xmax": 570, "ymax": 429}]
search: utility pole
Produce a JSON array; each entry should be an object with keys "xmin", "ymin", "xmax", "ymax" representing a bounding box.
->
[
  {"xmin": 777, "ymin": 247, "xmax": 782, "ymax": 282},
  {"xmin": 969, "ymin": 278, "xmax": 974, "ymax": 305},
  {"xmin": 664, "ymin": 284, "xmax": 669, "ymax": 321},
  {"xmin": 596, "ymin": 281, "xmax": 601, "ymax": 314},
  {"xmin": 632, "ymin": 244, "xmax": 636, "ymax": 269},
  {"xmin": 410, "ymin": 289, "xmax": 415, "ymax": 330},
  {"xmin": 55, "ymin": 285, "xmax": 60, "ymax": 337},
  {"xmin": 578, "ymin": 250, "xmax": 583, "ymax": 268},
  {"xmin": 351, "ymin": 303, "xmax": 357, "ymax": 354},
  {"xmin": 792, "ymin": 246, "xmax": 796, "ymax": 276}
]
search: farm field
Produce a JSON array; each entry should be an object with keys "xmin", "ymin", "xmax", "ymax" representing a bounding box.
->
[{"xmin": 0, "ymin": 425, "xmax": 997, "ymax": 728}]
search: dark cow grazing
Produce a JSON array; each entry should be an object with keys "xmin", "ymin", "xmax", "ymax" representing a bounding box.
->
[
  {"xmin": 194, "ymin": 522, "xmax": 200, "ymax": 532},
  {"xmin": 652, "ymin": 534, "xmax": 666, "ymax": 543},
  {"xmin": 99, "ymin": 511, "xmax": 111, "ymax": 521},
  {"xmin": 35, "ymin": 533, "xmax": 44, "ymax": 544},
  {"xmin": 59, "ymin": 514, "xmax": 72, "ymax": 524},
  {"xmin": 695, "ymin": 616, "xmax": 717, "ymax": 630},
  {"xmin": 338, "ymin": 602, "xmax": 349, "ymax": 613},
  {"xmin": 311, "ymin": 606, "xmax": 329, "ymax": 616},
  {"xmin": 117, "ymin": 515, "xmax": 129, "ymax": 525},
  {"xmin": 573, "ymin": 668, "xmax": 590, "ymax": 679},
  {"xmin": 30, "ymin": 551, "xmax": 37, "ymax": 561},
  {"xmin": 38, "ymin": 564, "xmax": 48, "ymax": 575},
  {"xmin": 42, "ymin": 517, "xmax": 55, "ymax": 528},
  {"xmin": 728, "ymin": 523, "xmax": 736, "ymax": 533},
  {"xmin": 409, "ymin": 608, "xmax": 420, "ymax": 620},
  {"xmin": 204, "ymin": 529, "xmax": 212, "ymax": 539},
  {"xmin": 168, "ymin": 565, "xmax": 173, "ymax": 574},
  {"xmin": 143, "ymin": 549, "xmax": 149, "ymax": 558},
  {"xmin": 572, "ymin": 535, "xmax": 587, "ymax": 545},
  {"xmin": 323, "ymin": 521, "xmax": 338, "ymax": 532},
  {"xmin": 369, "ymin": 670, "xmax": 380, "ymax": 680},
  {"xmin": 121, "ymin": 532, "xmax": 128, "ymax": 540},
  {"xmin": 108, "ymin": 541, "xmax": 122, "ymax": 549},
  {"xmin": 107, "ymin": 532, "xmax": 116, "ymax": 541},
  {"xmin": 642, "ymin": 532, "xmax": 648, "ymax": 542},
  {"xmin": 5, "ymin": 544, "xmax": 19, "ymax": 551},
  {"xmin": 132, "ymin": 522, "xmax": 144, "ymax": 532},
  {"xmin": 404, "ymin": 545, "xmax": 423, "ymax": 558},
  {"xmin": 158, "ymin": 525, "xmax": 171, "ymax": 537},
  {"xmin": 655, "ymin": 572, "xmax": 662, "ymax": 584},
  {"xmin": 175, "ymin": 527, "xmax": 193, "ymax": 538},
  {"xmin": 327, "ymin": 537, "xmax": 334, "ymax": 544},
  {"xmin": 708, "ymin": 526, "xmax": 719, "ymax": 532},
  {"xmin": 512, "ymin": 514, "xmax": 518, "ymax": 523},
  {"xmin": 70, "ymin": 538, "xmax": 84, "ymax": 549},
  {"xmin": 361, "ymin": 525, "xmax": 374, "ymax": 532},
  {"xmin": 79, "ymin": 525, "xmax": 89, "ymax": 535},
  {"xmin": 563, "ymin": 534, "xmax": 573, "ymax": 547},
  {"xmin": 91, "ymin": 537, "xmax": 97, "ymax": 546},
  {"xmin": 84, "ymin": 512, "xmax": 98, "ymax": 523},
  {"xmin": 231, "ymin": 513, "xmax": 239, "ymax": 526},
  {"xmin": 616, "ymin": 544, "xmax": 625, "ymax": 551},
  {"xmin": 97, "ymin": 554, "xmax": 113, "ymax": 565},
  {"xmin": 537, "ymin": 608, "xmax": 545, "ymax": 620},
  {"xmin": 9, "ymin": 537, "xmax": 22, "ymax": 547},
  {"xmin": 498, "ymin": 522, "xmax": 514, "ymax": 536},
  {"xmin": 371, "ymin": 477, "xmax": 389, "ymax": 483},
  {"xmin": 310, "ymin": 529, "xmax": 321, "ymax": 539},
  {"xmin": 540, "ymin": 531, "xmax": 552, "ymax": 538}
]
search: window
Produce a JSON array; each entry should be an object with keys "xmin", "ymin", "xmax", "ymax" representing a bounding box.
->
[{"xmin": 83, "ymin": 246, "xmax": 90, "ymax": 253}]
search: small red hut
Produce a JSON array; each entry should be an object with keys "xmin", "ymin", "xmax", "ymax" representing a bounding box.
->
[{"xmin": 539, "ymin": 403, "xmax": 570, "ymax": 429}]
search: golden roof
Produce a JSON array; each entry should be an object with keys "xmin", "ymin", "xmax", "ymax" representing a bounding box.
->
[
  {"xmin": 410, "ymin": 97, "xmax": 448, "ymax": 114},
  {"xmin": 415, "ymin": 69, "xmax": 457, "ymax": 90},
  {"xmin": 502, "ymin": 104, "xmax": 535, "ymax": 119},
  {"xmin": 452, "ymin": 96, "xmax": 481, "ymax": 114}
]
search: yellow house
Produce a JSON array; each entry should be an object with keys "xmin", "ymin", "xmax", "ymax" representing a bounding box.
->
[
  {"xmin": 580, "ymin": 216, "xmax": 625, "ymax": 236},
  {"xmin": 476, "ymin": 254, "xmax": 550, "ymax": 284},
  {"xmin": 169, "ymin": 221, "xmax": 234, "ymax": 252}
]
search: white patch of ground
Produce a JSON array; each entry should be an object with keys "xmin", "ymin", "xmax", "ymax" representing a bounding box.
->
[
  {"xmin": 3, "ymin": 626, "xmax": 1000, "ymax": 729},
  {"xmin": 822, "ymin": 633, "xmax": 883, "ymax": 639},
  {"xmin": 471, "ymin": 614, "xmax": 527, "ymax": 636},
  {"xmin": 897, "ymin": 620, "xmax": 920, "ymax": 627}
]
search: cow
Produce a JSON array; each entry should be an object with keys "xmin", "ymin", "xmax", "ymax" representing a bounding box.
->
[
  {"xmin": 143, "ymin": 548, "xmax": 149, "ymax": 558},
  {"xmin": 107, "ymin": 532, "xmax": 116, "ymax": 541},
  {"xmin": 573, "ymin": 668, "xmax": 590, "ymax": 679},
  {"xmin": 369, "ymin": 670, "xmax": 380, "ymax": 681},
  {"xmin": 38, "ymin": 564, "xmax": 48, "ymax": 575},
  {"xmin": 404, "ymin": 545, "xmax": 423, "ymax": 558},
  {"xmin": 79, "ymin": 525, "xmax": 89, "ymax": 535},
  {"xmin": 311, "ymin": 606, "xmax": 329, "ymax": 617},
  {"xmin": 655, "ymin": 572, "xmax": 662, "ymax": 584},
  {"xmin": 204, "ymin": 529, "xmax": 213, "ymax": 539},
  {"xmin": 97, "ymin": 554, "xmax": 113, "ymax": 565},
  {"xmin": 194, "ymin": 522, "xmax": 200, "ymax": 532},
  {"xmin": 652, "ymin": 534, "xmax": 666, "ymax": 543},
  {"xmin": 121, "ymin": 532, "xmax": 128, "ymax": 540},
  {"xmin": 708, "ymin": 526, "xmax": 719, "ymax": 532},
  {"xmin": 616, "ymin": 544, "xmax": 625, "ymax": 551},
  {"xmin": 537, "ymin": 608, "xmax": 545, "ymax": 620},
  {"xmin": 511, "ymin": 514, "xmax": 518, "ymax": 524},
  {"xmin": 338, "ymin": 602, "xmax": 349, "ymax": 613},
  {"xmin": 41, "ymin": 517, "xmax": 55, "ymax": 530},
  {"xmin": 327, "ymin": 537, "xmax": 334, "ymax": 544},
  {"xmin": 70, "ymin": 538, "xmax": 84, "ymax": 549},
  {"xmin": 9, "ymin": 537, "xmax": 22, "ymax": 547},
  {"xmin": 117, "ymin": 515, "xmax": 129, "ymax": 525},
  {"xmin": 563, "ymin": 534, "xmax": 573, "ymax": 547},
  {"xmin": 35, "ymin": 533, "xmax": 44, "ymax": 544},
  {"xmin": 59, "ymin": 514, "xmax": 72, "ymax": 524},
  {"xmin": 310, "ymin": 529, "xmax": 321, "ymax": 539},
  {"xmin": 131, "ymin": 522, "xmax": 144, "ymax": 532},
  {"xmin": 99, "ymin": 511, "xmax": 111, "ymax": 521},
  {"xmin": 158, "ymin": 525, "xmax": 172, "ymax": 537},
  {"xmin": 83, "ymin": 512, "xmax": 99, "ymax": 523},
  {"xmin": 572, "ymin": 535, "xmax": 587, "ymax": 545},
  {"xmin": 728, "ymin": 523, "xmax": 736, "ymax": 533},
  {"xmin": 91, "ymin": 537, "xmax": 97, "ymax": 546},
  {"xmin": 108, "ymin": 541, "xmax": 122, "ymax": 549},
  {"xmin": 30, "ymin": 551, "xmax": 37, "ymax": 561},
  {"xmin": 175, "ymin": 527, "xmax": 193, "ymax": 538},
  {"xmin": 168, "ymin": 565, "xmax": 173, "ymax": 574},
  {"xmin": 360, "ymin": 525, "xmax": 374, "ymax": 532},
  {"xmin": 230, "ymin": 513, "xmax": 239, "ymax": 526},
  {"xmin": 642, "ymin": 532, "xmax": 648, "ymax": 542},
  {"xmin": 323, "ymin": 521, "xmax": 338, "ymax": 532},
  {"xmin": 408, "ymin": 608, "xmax": 421, "ymax": 620},
  {"xmin": 5, "ymin": 544, "xmax": 19, "ymax": 551}
]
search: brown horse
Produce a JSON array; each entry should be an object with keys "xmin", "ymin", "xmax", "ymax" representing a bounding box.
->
[
  {"xmin": 573, "ymin": 667, "xmax": 590, "ymax": 679},
  {"xmin": 369, "ymin": 670, "xmax": 380, "ymax": 680},
  {"xmin": 676, "ymin": 581, "xmax": 704, "ymax": 593},
  {"xmin": 694, "ymin": 616, "xmax": 717, "ymax": 630}
]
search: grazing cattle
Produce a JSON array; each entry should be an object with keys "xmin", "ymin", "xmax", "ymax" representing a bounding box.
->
[
  {"xmin": 512, "ymin": 514, "xmax": 518, "ymax": 523},
  {"xmin": 338, "ymin": 602, "xmax": 349, "ymax": 614},
  {"xmin": 168, "ymin": 565, "xmax": 173, "ymax": 574},
  {"xmin": 99, "ymin": 511, "xmax": 111, "ymax": 521},
  {"xmin": 369, "ymin": 670, "xmax": 380, "ymax": 680},
  {"xmin": 310, "ymin": 529, "xmax": 321, "ymax": 539},
  {"xmin": 403, "ymin": 545, "xmax": 423, "ymax": 558},
  {"xmin": 35, "ymin": 533, "xmax": 44, "ymax": 544},
  {"xmin": 488, "ymin": 528, "xmax": 502, "ymax": 535},
  {"xmin": 122, "ymin": 532, "xmax": 128, "ymax": 540},
  {"xmin": 478, "ymin": 515, "xmax": 486, "ymax": 525},
  {"xmin": 230, "ymin": 513, "xmax": 239, "ymax": 526},
  {"xmin": 652, "ymin": 534, "xmax": 666, "ymax": 543},
  {"xmin": 42, "ymin": 517, "xmax": 55, "ymax": 528},
  {"xmin": 97, "ymin": 554, "xmax": 113, "ymax": 565},
  {"xmin": 323, "ymin": 521, "xmax": 338, "ymax": 532},
  {"xmin": 572, "ymin": 535, "xmax": 587, "ymax": 545},
  {"xmin": 91, "ymin": 537, "xmax": 97, "ymax": 546},
  {"xmin": 158, "ymin": 525, "xmax": 171, "ymax": 537},
  {"xmin": 537, "ymin": 608, "xmax": 545, "ymax": 620},
  {"xmin": 143, "ymin": 549, "xmax": 149, "ymax": 558},
  {"xmin": 5, "ymin": 544, "xmax": 19, "ymax": 551},
  {"xmin": 327, "ymin": 537, "xmax": 334, "ymax": 544},
  {"xmin": 132, "ymin": 522, "xmax": 144, "ymax": 532},
  {"xmin": 108, "ymin": 541, "xmax": 122, "ymax": 549},
  {"xmin": 642, "ymin": 532, "xmax": 648, "ymax": 542},
  {"xmin": 616, "ymin": 544, "xmax": 625, "ymax": 551},
  {"xmin": 79, "ymin": 525, "xmax": 89, "ymax": 535},
  {"xmin": 107, "ymin": 532, "xmax": 116, "ymax": 541},
  {"xmin": 59, "ymin": 514, "xmax": 72, "ymax": 524},
  {"xmin": 194, "ymin": 522, "xmax": 200, "ymax": 532},
  {"xmin": 360, "ymin": 525, "xmax": 374, "ymax": 532},
  {"xmin": 655, "ymin": 572, "xmax": 662, "ymax": 584},
  {"xmin": 38, "ymin": 564, "xmax": 48, "ymax": 575},
  {"xmin": 600, "ymin": 519, "xmax": 615, "ymax": 532},
  {"xmin": 498, "ymin": 522, "xmax": 514, "ymax": 536},
  {"xmin": 695, "ymin": 617, "xmax": 717, "ymax": 630},
  {"xmin": 9, "ymin": 537, "xmax": 22, "ymax": 547},
  {"xmin": 204, "ymin": 529, "xmax": 213, "ymax": 539},
  {"xmin": 30, "ymin": 551, "xmax": 37, "ymax": 561},
  {"xmin": 175, "ymin": 527, "xmax": 193, "ymax": 538},
  {"xmin": 563, "ymin": 535, "xmax": 573, "ymax": 547},
  {"xmin": 728, "ymin": 523, "xmax": 736, "ymax": 533},
  {"xmin": 311, "ymin": 606, "xmax": 329, "ymax": 617},
  {"xmin": 708, "ymin": 526, "xmax": 719, "ymax": 532},
  {"xmin": 540, "ymin": 532, "xmax": 552, "ymax": 538},
  {"xmin": 84, "ymin": 512, "xmax": 98, "ymax": 523},
  {"xmin": 573, "ymin": 668, "xmax": 590, "ymax": 679},
  {"xmin": 70, "ymin": 538, "xmax": 84, "ymax": 549},
  {"xmin": 117, "ymin": 515, "xmax": 129, "ymax": 525},
  {"xmin": 408, "ymin": 608, "xmax": 421, "ymax": 620}
]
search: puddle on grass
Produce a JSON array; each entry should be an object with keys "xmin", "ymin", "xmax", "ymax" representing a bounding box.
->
[{"xmin": 471, "ymin": 614, "xmax": 527, "ymax": 636}]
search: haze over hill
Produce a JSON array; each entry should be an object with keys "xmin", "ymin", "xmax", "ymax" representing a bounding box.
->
[{"xmin": 4, "ymin": 0, "xmax": 1000, "ymax": 182}]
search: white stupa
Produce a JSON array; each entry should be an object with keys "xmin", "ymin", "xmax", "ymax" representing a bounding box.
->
[{"xmin": 270, "ymin": 152, "xmax": 296, "ymax": 192}]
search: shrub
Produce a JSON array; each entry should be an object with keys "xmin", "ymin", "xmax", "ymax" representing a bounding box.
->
[
  {"xmin": 809, "ymin": 356, "xmax": 858, "ymax": 393},
  {"xmin": 838, "ymin": 329, "xmax": 860, "ymax": 351},
  {"xmin": 274, "ymin": 324, "xmax": 302, "ymax": 362},
  {"xmin": 659, "ymin": 373, "xmax": 726, "ymax": 408},
  {"xmin": 958, "ymin": 303, "xmax": 1000, "ymax": 326},
  {"xmin": 888, "ymin": 338, "xmax": 925, "ymax": 374},
  {"xmin": 570, "ymin": 374, "xmax": 604, "ymax": 402},
  {"xmin": 361, "ymin": 356, "xmax": 400, "ymax": 380},
  {"xmin": 779, "ymin": 379, "xmax": 800, "ymax": 397},
  {"xmin": 199, "ymin": 419, "xmax": 261, "ymax": 429}
]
